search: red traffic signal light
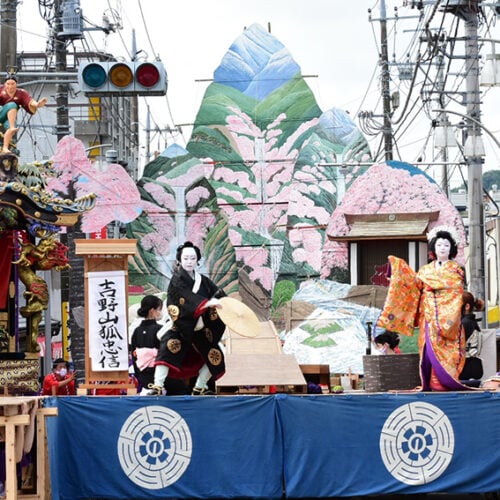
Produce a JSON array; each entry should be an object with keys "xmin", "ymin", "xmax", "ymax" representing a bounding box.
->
[{"xmin": 78, "ymin": 61, "xmax": 167, "ymax": 96}]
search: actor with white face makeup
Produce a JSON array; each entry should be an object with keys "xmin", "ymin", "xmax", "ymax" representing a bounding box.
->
[
  {"xmin": 378, "ymin": 227, "xmax": 471, "ymax": 391},
  {"xmin": 147, "ymin": 241, "xmax": 226, "ymax": 395},
  {"xmin": 434, "ymin": 236, "xmax": 451, "ymax": 266}
]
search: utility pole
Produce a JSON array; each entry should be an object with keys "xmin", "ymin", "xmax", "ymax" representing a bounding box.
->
[
  {"xmin": 380, "ymin": 0, "xmax": 394, "ymax": 161},
  {"xmin": 0, "ymin": 0, "xmax": 17, "ymax": 71},
  {"xmin": 53, "ymin": 0, "xmax": 83, "ymax": 375},
  {"xmin": 54, "ymin": 0, "xmax": 70, "ymax": 140},
  {"xmin": 462, "ymin": 6, "xmax": 486, "ymax": 309},
  {"xmin": 433, "ymin": 0, "xmax": 486, "ymax": 310},
  {"xmin": 144, "ymin": 102, "xmax": 179, "ymax": 162},
  {"xmin": 435, "ymin": 51, "xmax": 451, "ymax": 198}
]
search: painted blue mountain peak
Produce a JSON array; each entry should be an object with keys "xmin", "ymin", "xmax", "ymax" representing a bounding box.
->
[
  {"xmin": 160, "ymin": 143, "xmax": 189, "ymax": 159},
  {"xmin": 318, "ymin": 108, "xmax": 362, "ymax": 146},
  {"xmin": 214, "ymin": 23, "xmax": 301, "ymax": 100}
]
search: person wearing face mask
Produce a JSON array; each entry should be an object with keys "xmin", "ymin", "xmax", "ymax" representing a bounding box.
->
[
  {"xmin": 378, "ymin": 226, "xmax": 468, "ymax": 391},
  {"xmin": 147, "ymin": 241, "xmax": 226, "ymax": 396},
  {"xmin": 41, "ymin": 358, "xmax": 76, "ymax": 396},
  {"xmin": 373, "ymin": 331, "xmax": 401, "ymax": 355}
]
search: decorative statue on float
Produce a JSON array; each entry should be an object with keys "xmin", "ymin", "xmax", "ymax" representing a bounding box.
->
[
  {"xmin": 0, "ymin": 71, "xmax": 95, "ymax": 394},
  {"xmin": 14, "ymin": 229, "xmax": 70, "ymax": 352}
]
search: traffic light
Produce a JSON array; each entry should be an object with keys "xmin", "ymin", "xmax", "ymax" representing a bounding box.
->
[{"xmin": 78, "ymin": 61, "xmax": 167, "ymax": 96}]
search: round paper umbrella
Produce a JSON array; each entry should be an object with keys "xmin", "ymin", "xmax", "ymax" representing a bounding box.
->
[{"xmin": 218, "ymin": 297, "xmax": 261, "ymax": 338}]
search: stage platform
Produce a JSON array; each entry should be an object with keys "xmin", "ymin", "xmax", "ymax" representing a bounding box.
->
[{"xmin": 43, "ymin": 390, "xmax": 500, "ymax": 500}]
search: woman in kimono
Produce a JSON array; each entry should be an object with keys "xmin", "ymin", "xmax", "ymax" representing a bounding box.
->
[
  {"xmin": 378, "ymin": 227, "xmax": 467, "ymax": 391},
  {"xmin": 147, "ymin": 241, "xmax": 226, "ymax": 395},
  {"xmin": 459, "ymin": 291, "xmax": 485, "ymax": 382},
  {"xmin": 129, "ymin": 295, "xmax": 163, "ymax": 393}
]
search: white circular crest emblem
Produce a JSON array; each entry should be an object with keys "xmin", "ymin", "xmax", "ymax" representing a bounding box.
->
[
  {"xmin": 117, "ymin": 405, "xmax": 192, "ymax": 490},
  {"xmin": 379, "ymin": 401, "xmax": 454, "ymax": 485}
]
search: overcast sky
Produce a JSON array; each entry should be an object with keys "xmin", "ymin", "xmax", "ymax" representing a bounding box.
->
[{"xmin": 15, "ymin": 0, "xmax": 500, "ymax": 178}]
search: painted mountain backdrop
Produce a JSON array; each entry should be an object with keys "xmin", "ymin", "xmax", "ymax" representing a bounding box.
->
[{"xmin": 127, "ymin": 23, "xmax": 370, "ymax": 303}]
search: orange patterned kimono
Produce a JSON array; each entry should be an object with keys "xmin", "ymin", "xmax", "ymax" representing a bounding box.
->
[{"xmin": 378, "ymin": 256, "xmax": 467, "ymax": 391}]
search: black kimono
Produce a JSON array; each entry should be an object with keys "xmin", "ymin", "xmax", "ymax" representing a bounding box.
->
[
  {"xmin": 130, "ymin": 319, "xmax": 162, "ymax": 390},
  {"xmin": 459, "ymin": 312, "xmax": 483, "ymax": 380},
  {"xmin": 155, "ymin": 267, "xmax": 226, "ymax": 380}
]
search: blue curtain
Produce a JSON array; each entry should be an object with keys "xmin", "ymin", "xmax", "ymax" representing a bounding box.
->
[{"xmin": 46, "ymin": 392, "xmax": 500, "ymax": 499}]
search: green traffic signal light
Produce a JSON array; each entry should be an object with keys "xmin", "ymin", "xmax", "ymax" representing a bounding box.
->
[
  {"xmin": 78, "ymin": 61, "xmax": 168, "ymax": 96},
  {"xmin": 81, "ymin": 63, "xmax": 107, "ymax": 89}
]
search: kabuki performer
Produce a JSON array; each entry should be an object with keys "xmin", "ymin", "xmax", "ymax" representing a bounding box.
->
[
  {"xmin": 147, "ymin": 241, "xmax": 226, "ymax": 395},
  {"xmin": 378, "ymin": 226, "xmax": 471, "ymax": 391}
]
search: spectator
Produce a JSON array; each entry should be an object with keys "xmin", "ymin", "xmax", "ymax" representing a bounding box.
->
[
  {"xmin": 374, "ymin": 330, "xmax": 401, "ymax": 354},
  {"xmin": 459, "ymin": 291, "xmax": 485, "ymax": 382},
  {"xmin": 41, "ymin": 359, "xmax": 76, "ymax": 396}
]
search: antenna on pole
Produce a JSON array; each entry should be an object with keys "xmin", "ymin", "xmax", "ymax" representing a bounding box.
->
[
  {"xmin": 146, "ymin": 105, "xmax": 151, "ymax": 161},
  {"xmin": 131, "ymin": 29, "xmax": 137, "ymax": 61}
]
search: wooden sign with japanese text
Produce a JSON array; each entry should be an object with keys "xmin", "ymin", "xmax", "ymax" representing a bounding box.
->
[{"xmin": 74, "ymin": 239, "xmax": 137, "ymax": 394}]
